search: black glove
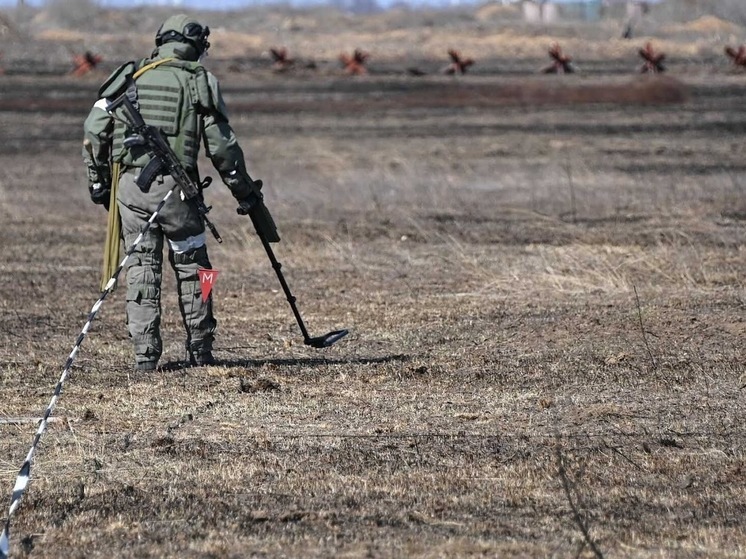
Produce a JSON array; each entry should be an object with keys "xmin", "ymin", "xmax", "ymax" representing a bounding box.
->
[
  {"xmin": 236, "ymin": 180, "xmax": 263, "ymax": 215},
  {"xmin": 89, "ymin": 182, "xmax": 111, "ymax": 210},
  {"xmin": 236, "ymin": 193, "xmax": 260, "ymax": 215}
]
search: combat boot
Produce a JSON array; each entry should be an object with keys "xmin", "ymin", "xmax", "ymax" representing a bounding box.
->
[{"xmin": 189, "ymin": 350, "xmax": 216, "ymax": 367}]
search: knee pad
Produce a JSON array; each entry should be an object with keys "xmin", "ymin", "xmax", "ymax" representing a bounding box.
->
[{"xmin": 127, "ymin": 249, "xmax": 162, "ymax": 303}]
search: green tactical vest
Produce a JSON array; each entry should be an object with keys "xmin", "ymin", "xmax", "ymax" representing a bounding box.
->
[{"xmin": 110, "ymin": 58, "xmax": 209, "ymax": 171}]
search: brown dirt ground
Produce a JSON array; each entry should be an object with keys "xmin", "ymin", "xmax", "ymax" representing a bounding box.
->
[{"xmin": 1, "ymin": 5, "xmax": 746, "ymax": 559}]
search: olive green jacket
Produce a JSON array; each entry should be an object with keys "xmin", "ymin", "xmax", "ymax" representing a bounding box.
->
[{"xmin": 82, "ymin": 42, "xmax": 255, "ymax": 201}]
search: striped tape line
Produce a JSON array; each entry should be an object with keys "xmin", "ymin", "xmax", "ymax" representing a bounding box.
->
[{"xmin": 0, "ymin": 188, "xmax": 176, "ymax": 559}]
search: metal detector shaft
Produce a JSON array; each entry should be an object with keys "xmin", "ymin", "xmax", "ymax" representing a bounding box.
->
[{"xmin": 248, "ymin": 212, "xmax": 348, "ymax": 348}]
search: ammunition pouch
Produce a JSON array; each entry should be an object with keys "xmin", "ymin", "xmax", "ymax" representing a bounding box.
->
[{"xmin": 135, "ymin": 157, "xmax": 166, "ymax": 192}]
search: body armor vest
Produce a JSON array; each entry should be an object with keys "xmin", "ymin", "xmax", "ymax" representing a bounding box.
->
[{"xmin": 112, "ymin": 59, "xmax": 204, "ymax": 171}]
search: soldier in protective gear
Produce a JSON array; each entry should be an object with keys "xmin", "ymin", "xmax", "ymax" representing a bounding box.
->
[{"xmin": 82, "ymin": 14, "xmax": 261, "ymax": 371}]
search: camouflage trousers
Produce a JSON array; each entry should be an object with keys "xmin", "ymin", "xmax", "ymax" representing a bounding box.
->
[{"xmin": 118, "ymin": 170, "xmax": 216, "ymax": 367}]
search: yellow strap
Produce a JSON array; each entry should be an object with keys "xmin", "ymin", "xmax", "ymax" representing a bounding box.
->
[
  {"xmin": 133, "ymin": 57, "xmax": 175, "ymax": 79},
  {"xmin": 100, "ymin": 162, "xmax": 122, "ymax": 292}
]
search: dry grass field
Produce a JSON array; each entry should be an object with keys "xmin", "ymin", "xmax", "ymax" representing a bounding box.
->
[{"xmin": 1, "ymin": 2, "xmax": 746, "ymax": 558}]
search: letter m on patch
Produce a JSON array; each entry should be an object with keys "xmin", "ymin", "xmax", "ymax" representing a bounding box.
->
[{"xmin": 197, "ymin": 269, "xmax": 219, "ymax": 302}]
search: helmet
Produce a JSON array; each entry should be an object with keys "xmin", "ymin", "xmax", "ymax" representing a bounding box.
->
[{"xmin": 155, "ymin": 14, "xmax": 210, "ymax": 56}]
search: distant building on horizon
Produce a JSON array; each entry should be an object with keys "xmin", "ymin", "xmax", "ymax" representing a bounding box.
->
[{"xmin": 520, "ymin": 0, "xmax": 662, "ymax": 23}]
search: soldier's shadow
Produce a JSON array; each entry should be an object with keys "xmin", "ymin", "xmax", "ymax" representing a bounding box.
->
[{"xmin": 159, "ymin": 353, "xmax": 411, "ymax": 372}]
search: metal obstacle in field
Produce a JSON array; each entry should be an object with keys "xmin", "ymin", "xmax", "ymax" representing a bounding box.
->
[
  {"xmin": 542, "ymin": 43, "xmax": 575, "ymax": 74},
  {"xmin": 639, "ymin": 42, "xmax": 665, "ymax": 74},
  {"xmin": 725, "ymin": 45, "xmax": 746, "ymax": 69},
  {"xmin": 71, "ymin": 51, "xmax": 103, "ymax": 77},
  {"xmin": 339, "ymin": 48, "xmax": 369, "ymax": 75},
  {"xmin": 270, "ymin": 47, "xmax": 294, "ymax": 72},
  {"xmin": 443, "ymin": 49, "xmax": 474, "ymax": 75}
]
